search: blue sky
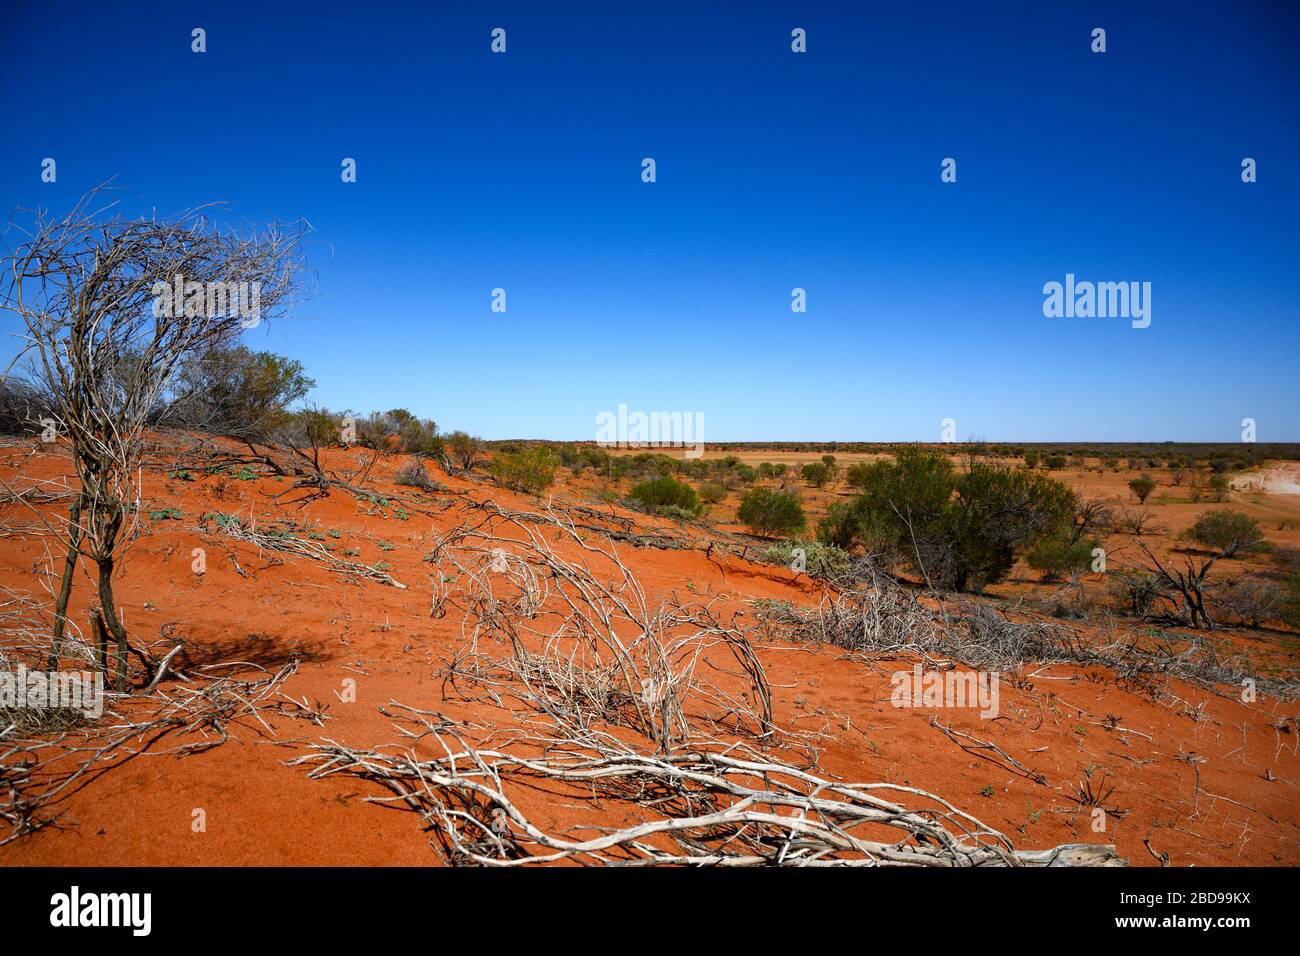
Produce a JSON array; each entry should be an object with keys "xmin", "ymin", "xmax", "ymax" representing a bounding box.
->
[{"xmin": 2, "ymin": 1, "xmax": 1297, "ymax": 441}]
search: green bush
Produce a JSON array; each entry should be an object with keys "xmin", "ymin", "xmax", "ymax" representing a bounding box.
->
[
  {"xmin": 845, "ymin": 462, "xmax": 874, "ymax": 487},
  {"xmin": 801, "ymin": 461, "xmax": 831, "ymax": 487},
  {"xmin": 698, "ymin": 481, "xmax": 727, "ymax": 504},
  {"xmin": 1184, "ymin": 510, "xmax": 1267, "ymax": 557},
  {"xmin": 655, "ymin": 504, "xmax": 702, "ymax": 523},
  {"xmin": 763, "ymin": 540, "xmax": 852, "ymax": 581},
  {"xmin": 445, "ymin": 431, "xmax": 484, "ymax": 470},
  {"xmin": 394, "ymin": 458, "xmax": 444, "ymax": 492},
  {"xmin": 490, "ymin": 446, "xmax": 559, "ymax": 495},
  {"xmin": 833, "ymin": 448, "xmax": 1076, "ymax": 592},
  {"xmin": 1128, "ymin": 475, "xmax": 1156, "ymax": 504},
  {"xmin": 1044, "ymin": 455, "xmax": 1067, "ymax": 470},
  {"xmin": 1284, "ymin": 572, "xmax": 1300, "ymax": 629},
  {"xmin": 629, "ymin": 475, "xmax": 702, "ymax": 515},
  {"xmin": 1026, "ymin": 536, "xmax": 1097, "ymax": 582},
  {"xmin": 170, "ymin": 346, "xmax": 315, "ymax": 439},
  {"xmin": 737, "ymin": 488, "xmax": 805, "ymax": 538}
]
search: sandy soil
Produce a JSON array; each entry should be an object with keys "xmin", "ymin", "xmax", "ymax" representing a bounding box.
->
[
  {"xmin": 1235, "ymin": 463, "xmax": 1300, "ymax": 496},
  {"xmin": 1, "ymin": 440, "xmax": 1297, "ymax": 867}
]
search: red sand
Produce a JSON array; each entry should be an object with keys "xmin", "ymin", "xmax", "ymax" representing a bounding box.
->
[{"xmin": 1, "ymin": 440, "xmax": 1297, "ymax": 866}]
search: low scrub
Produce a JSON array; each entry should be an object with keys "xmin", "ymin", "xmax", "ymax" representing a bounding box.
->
[
  {"xmin": 490, "ymin": 446, "xmax": 559, "ymax": 495},
  {"xmin": 737, "ymin": 488, "xmax": 806, "ymax": 538},
  {"xmin": 629, "ymin": 476, "xmax": 702, "ymax": 516},
  {"xmin": 763, "ymin": 540, "xmax": 852, "ymax": 581}
]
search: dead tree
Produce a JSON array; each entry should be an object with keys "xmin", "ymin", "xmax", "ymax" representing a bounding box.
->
[
  {"xmin": 2, "ymin": 183, "xmax": 308, "ymax": 688},
  {"xmin": 1134, "ymin": 541, "xmax": 1218, "ymax": 629}
]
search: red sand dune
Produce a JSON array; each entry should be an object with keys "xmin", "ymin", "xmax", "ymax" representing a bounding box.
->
[{"xmin": 1, "ymin": 439, "xmax": 1296, "ymax": 866}]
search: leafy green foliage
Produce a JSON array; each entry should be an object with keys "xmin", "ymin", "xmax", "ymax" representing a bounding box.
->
[
  {"xmin": 490, "ymin": 446, "xmax": 559, "ymax": 495},
  {"xmin": 737, "ymin": 488, "xmax": 806, "ymax": 538},
  {"xmin": 822, "ymin": 448, "xmax": 1076, "ymax": 592},
  {"xmin": 801, "ymin": 462, "xmax": 831, "ymax": 487},
  {"xmin": 1184, "ymin": 510, "xmax": 1267, "ymax": 557},
  {"xmin": 629, "ymin": 475, "xmax": 702, "ymax": 515}
]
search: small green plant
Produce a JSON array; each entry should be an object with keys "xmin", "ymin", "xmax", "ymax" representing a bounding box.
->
[
  {"xmin": 168, "ymin": 469, "xmax": 194, "ymax": 481},
  {"xmin": 233, "ymin": 467, "xmax": 258, "ymax": 481},
  {"xmin": 148, "ymin": 507, "xmax": 183, "ymax": 521},
  {"xmin": 762, "ymin": 540, "xmax": 851, "ymax": 581},
  {"xmin": 979, "ymin": 784, "xmax": 995, "ymax": 798},
  {"xmin": 202, "ymin": 511, "xmax": 241, "ymax": 529}
]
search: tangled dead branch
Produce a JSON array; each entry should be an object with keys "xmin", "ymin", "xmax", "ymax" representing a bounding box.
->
[
  {"xmin": 293, "ymin": 508, "xmax": 1122, "ymax": 867},
  {"xmin": 213, "ymin": 515, "xmax": 407, "ymax": 589},
  {"xmin": 291, "ymin": 708, "xmax": 1122, "ymax": 867},
  {"xmin": 753, "ymin": 573, "xmax": 1297, "ymax": 701},
  {"xmin": 429, "ymin": 506, "xmax": 771, "ymax": 748},
  {"xmin": 2, "ymin": 658, "xmax": 325, "ymax": 845}
]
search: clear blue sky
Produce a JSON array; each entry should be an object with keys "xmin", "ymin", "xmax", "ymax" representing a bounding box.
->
[{"xmin": 2, "ymin": 1, "xmax": 1297, "ymax": 441}]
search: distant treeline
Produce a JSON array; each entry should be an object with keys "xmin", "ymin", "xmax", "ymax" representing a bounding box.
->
[{"xmin": 499, "ymin": 439, "xmax": 1300, "ymax": 463}]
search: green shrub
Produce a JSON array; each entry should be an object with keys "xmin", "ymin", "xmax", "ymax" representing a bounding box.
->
[
  {"xmin": 1026, "ymin": 536, "xmax": 1097, "ymax": 582},
  {"xmin": 445, "ymin": 431, "xmax": 484, "ymax": 470},
  {"xmin": 1044, "ymin": 455, "xmax": 1067, "ymax": 470},
  {"xmin": 1128, "ymin": 475, "xmax": 1156, "ymax": 503},
  {"xmin": 169, "ymin": 346, "xmax": 315, "ymax": 439},
  {"xmin": 1184, "ymin": 510, "xmax": 1267, "ymax": 557},
  {"xmin": 655, "ymin": 504, "xmax": 702, "ymax": 523},
  {"xmin": 490, "ymin": 446, "xmax": 559, "ymax": 495},
  {"xmin": 845, "ymin": 462, "xmax": 874, "ymax": 487},
  {"xmin": 835, "ymin": 448, "xmax": 1076, "ymax": 592},
  {"xmin": 1284, "ymin": 572, "xmax": 1300, "ymax": 629},
  {"xmin": 698, "ymin": 481, "xmax": 727, "ymax": 504},
  {"xmin": 394, "ymin": 458, "xmax": 444, "ymax": 492},
  {"xmin": 801, "ymin": 462, "xmax": 831, "ymax": 487},
  {"xmin": 629, "ymin": 475, "xmax": 702, "ymax": 515},
  {"xmin": 763, "ymin": 540, "xmax": 852, "ymax": 581},
  {"xmin": 737, "ymin": 488, "xmax": 805, "ymax": 538}
]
